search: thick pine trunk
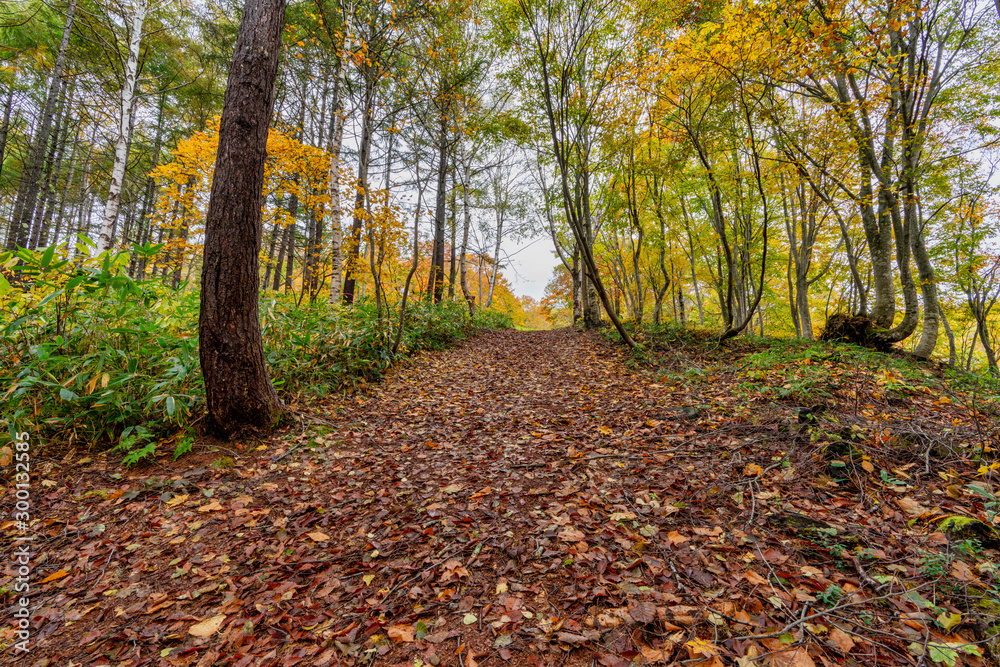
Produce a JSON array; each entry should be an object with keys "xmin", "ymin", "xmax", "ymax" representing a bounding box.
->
[{"xmin": 199, "ymin": 0, "xmax": 287, "ymax": 438}]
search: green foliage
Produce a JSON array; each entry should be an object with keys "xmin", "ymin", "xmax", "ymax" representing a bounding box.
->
[
  {"xmin": 1, "ymin": 243, "xmax": 513, "ymax": 463},
  {"xmin": 2, "ymin": 244, "xmax": 202, "ymax": 460},
  {"xmin": 815, "ymin": 584, "xmax": 845, "ymax": 607}
]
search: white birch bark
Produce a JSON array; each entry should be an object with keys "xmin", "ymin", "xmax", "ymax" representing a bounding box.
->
[
  {"xmin": 97, "ymin": 0, "xmax": 148, "ymax": 253},
  {"xmin": 327, "ymin": 42, "xmax": 348, "ymax": 304}
]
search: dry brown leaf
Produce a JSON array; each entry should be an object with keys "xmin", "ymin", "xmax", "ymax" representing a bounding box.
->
[
  {"xmin": 387, "ymin": 624, "xmax": 414, "ymax": 643},
  {"xmin": 628, "ymin": 600, "xmax": 656, "ymax": 624},
  {"xmin": 828, "ymin": 627, "xmax": 855, "ymax": 652},
  {"xmin": 558, "ymin": 527, "xmax": 586, "ymax": 542},
  {"xmin": 197, "ymin": 501, "xmax": 224, "ymax": 513}
]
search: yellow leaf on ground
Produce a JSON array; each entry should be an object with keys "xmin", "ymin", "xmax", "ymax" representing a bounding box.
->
[
  {"xmin": 189, "ymin": 614, "xmax": 226, "ymax": 637},
  {"xmin": 307, "ymin": 531, "xmax": 330, "ymax": 542},
  {"xmin": 166, "ymin": 493, "xmax": 188, "ymax": 507}
]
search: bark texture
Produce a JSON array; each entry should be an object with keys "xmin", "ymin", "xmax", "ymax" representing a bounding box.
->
[{"xmin": 198, "ymin": 0, "xmax": 287, "ymax": 438}]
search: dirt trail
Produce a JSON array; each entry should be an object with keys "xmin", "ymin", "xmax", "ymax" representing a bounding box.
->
[{"xmin": 10, "ymin": 328, "xmax": 973, "ymax": 666}]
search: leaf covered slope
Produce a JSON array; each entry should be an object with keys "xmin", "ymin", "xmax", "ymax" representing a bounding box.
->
[{"xmin": 6, "ymin": 328, "xmax": 1000, "ymax": 666}]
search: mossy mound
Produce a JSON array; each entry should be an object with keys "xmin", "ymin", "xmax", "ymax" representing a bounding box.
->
[
  {"xmin": 820, "ymin": 314, "xmax": 892, "ymax": 352},
  {"xmin": 938, "ymin": 516, "xmax": 1000, "ymax": 550}
]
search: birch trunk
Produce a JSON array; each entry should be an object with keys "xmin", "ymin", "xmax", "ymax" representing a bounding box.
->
[
  {"xmin": 326, "ymin": 46, "xmax": 347, "ymax": 304},
  {"xmin": 97, "ymin": 0, "xmax": 149, "ymax": 253}
]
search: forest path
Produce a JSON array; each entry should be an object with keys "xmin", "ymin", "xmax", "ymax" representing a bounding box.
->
[{"xmin": 22, "ymin": 328, "xmax": 995, "ymax": 666}]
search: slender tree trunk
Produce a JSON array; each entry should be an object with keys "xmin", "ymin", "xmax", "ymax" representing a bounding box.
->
[
  {"xmin": 271, "ymin": 221, "xmax": 295, "ymax": 292},
  {"xmin": 977, "ymin": 317, "xmax": 999, "ymax": 376},
  {"xmin": 30, "ymin": 77, "xmax": 69, "ymax": 249},
  {"xmin": 199, "ymin": 0, "xmax": 287, "ymax": 437},
  {"xmin": 131, "ymin": 92, "xmax": 166, "ymax": 277},
  {"xmin": 9, "ymin": 0, "xmax": 76, "ymax": 251},
  {"xmin": 486, "ymin": 202, "xmax": 504, "ymax": 309},
  {"xmin": 571, "ymin": 246, "xmax": 581, "ymax": 324},
  {"xmin": 458, "ymin": 148, "xmax": 475, "ymax": 315},
  {"xmin": 0, "ymin": 84, "xmax": 13, "ymax": 177},
  {"xmin": 326, "ymin": 48, "xmax": 347, "ymax": 305},
  {"xmin": 36, "ymin": 89, "xmax": 73, "ymax": 249},
  {"xmin": 940, "ymin": 303, "xmax": 956, "ymax": 367},
  {"xmin": 51, "ymin": 123, "xmax": 81, "ymax": 248},
  {"xmin": 448, "ymin": 167, "xmax": 457, "ymax": 299},
  {"xmin": 98, "ymin": 0, "xmax": 149, "ymax": 253},
  {"xmin": 427, "ymin": 113, "xmax": 448, "ymax": 302}
]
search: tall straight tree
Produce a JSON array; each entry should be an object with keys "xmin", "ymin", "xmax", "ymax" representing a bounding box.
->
[
  {"xmin": 7, "ymin": 0, "xmax": 76, "ymax": 251},
  {"xmin": 96, "ymin": 0, "xmax": 152, "ymax": 252},
  {"xmin": 199, "ymin": 0, "xmax": 287, "ymax": 437}
]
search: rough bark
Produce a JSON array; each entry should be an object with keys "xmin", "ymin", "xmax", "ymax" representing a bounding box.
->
[{"xmin": 198, "ymin": 0, "xmax": 287, "ymax": 438}]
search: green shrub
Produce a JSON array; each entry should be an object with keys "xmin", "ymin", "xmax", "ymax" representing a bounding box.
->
[{"xmin": 1, "ymin": 242, "xmax": 512, "ymax": 462}]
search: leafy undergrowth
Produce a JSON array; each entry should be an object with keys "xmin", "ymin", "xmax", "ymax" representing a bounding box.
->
[
  {"xmin": 4, "ymin": 328, "xmax": 1000, "ymax": 667},
  {"xmin": 1, "ymin": 244, "xmax": 510, "ymax": 462}
]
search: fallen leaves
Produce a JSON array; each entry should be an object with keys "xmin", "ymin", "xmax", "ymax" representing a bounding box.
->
[
  {"xmin": 19, "ymin": 328, "xmax": 999, "ymax": 667},
  {"xmin": 40, "ymin": 569, "xmax": 69, "ymax": 584},
  {"xmin": 188, "ymin": 614, "xmax": 226, "ymax": 637}
]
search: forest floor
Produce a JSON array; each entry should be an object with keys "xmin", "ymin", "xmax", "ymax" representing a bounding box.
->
[{"xmin": 6, "ymin": 327, "xmax": 1000, "ymax": 667}]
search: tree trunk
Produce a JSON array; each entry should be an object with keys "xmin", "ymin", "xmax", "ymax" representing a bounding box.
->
[
  {"xmin": 326, "ymin": 47, "xmax": 347, "ymax": 305},
  {"xmin": 486, "ymin": 195, "xmax": 504, "ymax": 309},
  {"xmin": 426, "ymin": 112, "xmax": 448, "ymax": 303},
  {"xmin": 0, "ymin": 83, "xmax": 13, "ymax": 176},
  {"xmin": 51, "ymin": 123, "xmax": 81, "ymax": 248},
  {"xmin": 36, "ymin": 82, "xmax": 74, "ymax": 248},
  {"xmin": 939, "ymin": 303, "xmax": 956, "ymax": 367},
  {"xmin": 448, "ymin": 167, "xmax": 457, "ymax": 299},
  {"xmin": 131, "ymin": 92, "xmax": 166, "ymax": 278},
  {"xmin": 342, "ymin": 77, "xmax": 374, "ymax": 305},
  {"xmin": 30, "ymin": 77, "xmax": 69, "ymax": 249},
  {"xmin": 98, "ymin": 0, "xmax": 148, "ymax": 253},
  {"xmin": 977, "ymin": 317, "xmax": 999, "ymax": 376},
  {"xmin": 8, "ymin": 0, "xmax": 75, "ymax": 251},
  {"xmin": 198, "ymin": 0, "xmax": 287, "ymax": 438},
  {"xmin": 458, "ymin": 149, "xmax": 475, "ymax": 315}
]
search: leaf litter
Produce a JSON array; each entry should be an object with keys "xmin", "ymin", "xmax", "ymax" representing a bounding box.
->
[{"xmin": 4, "ymin": 328, "xmax": 1000, "ymax": 667}]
